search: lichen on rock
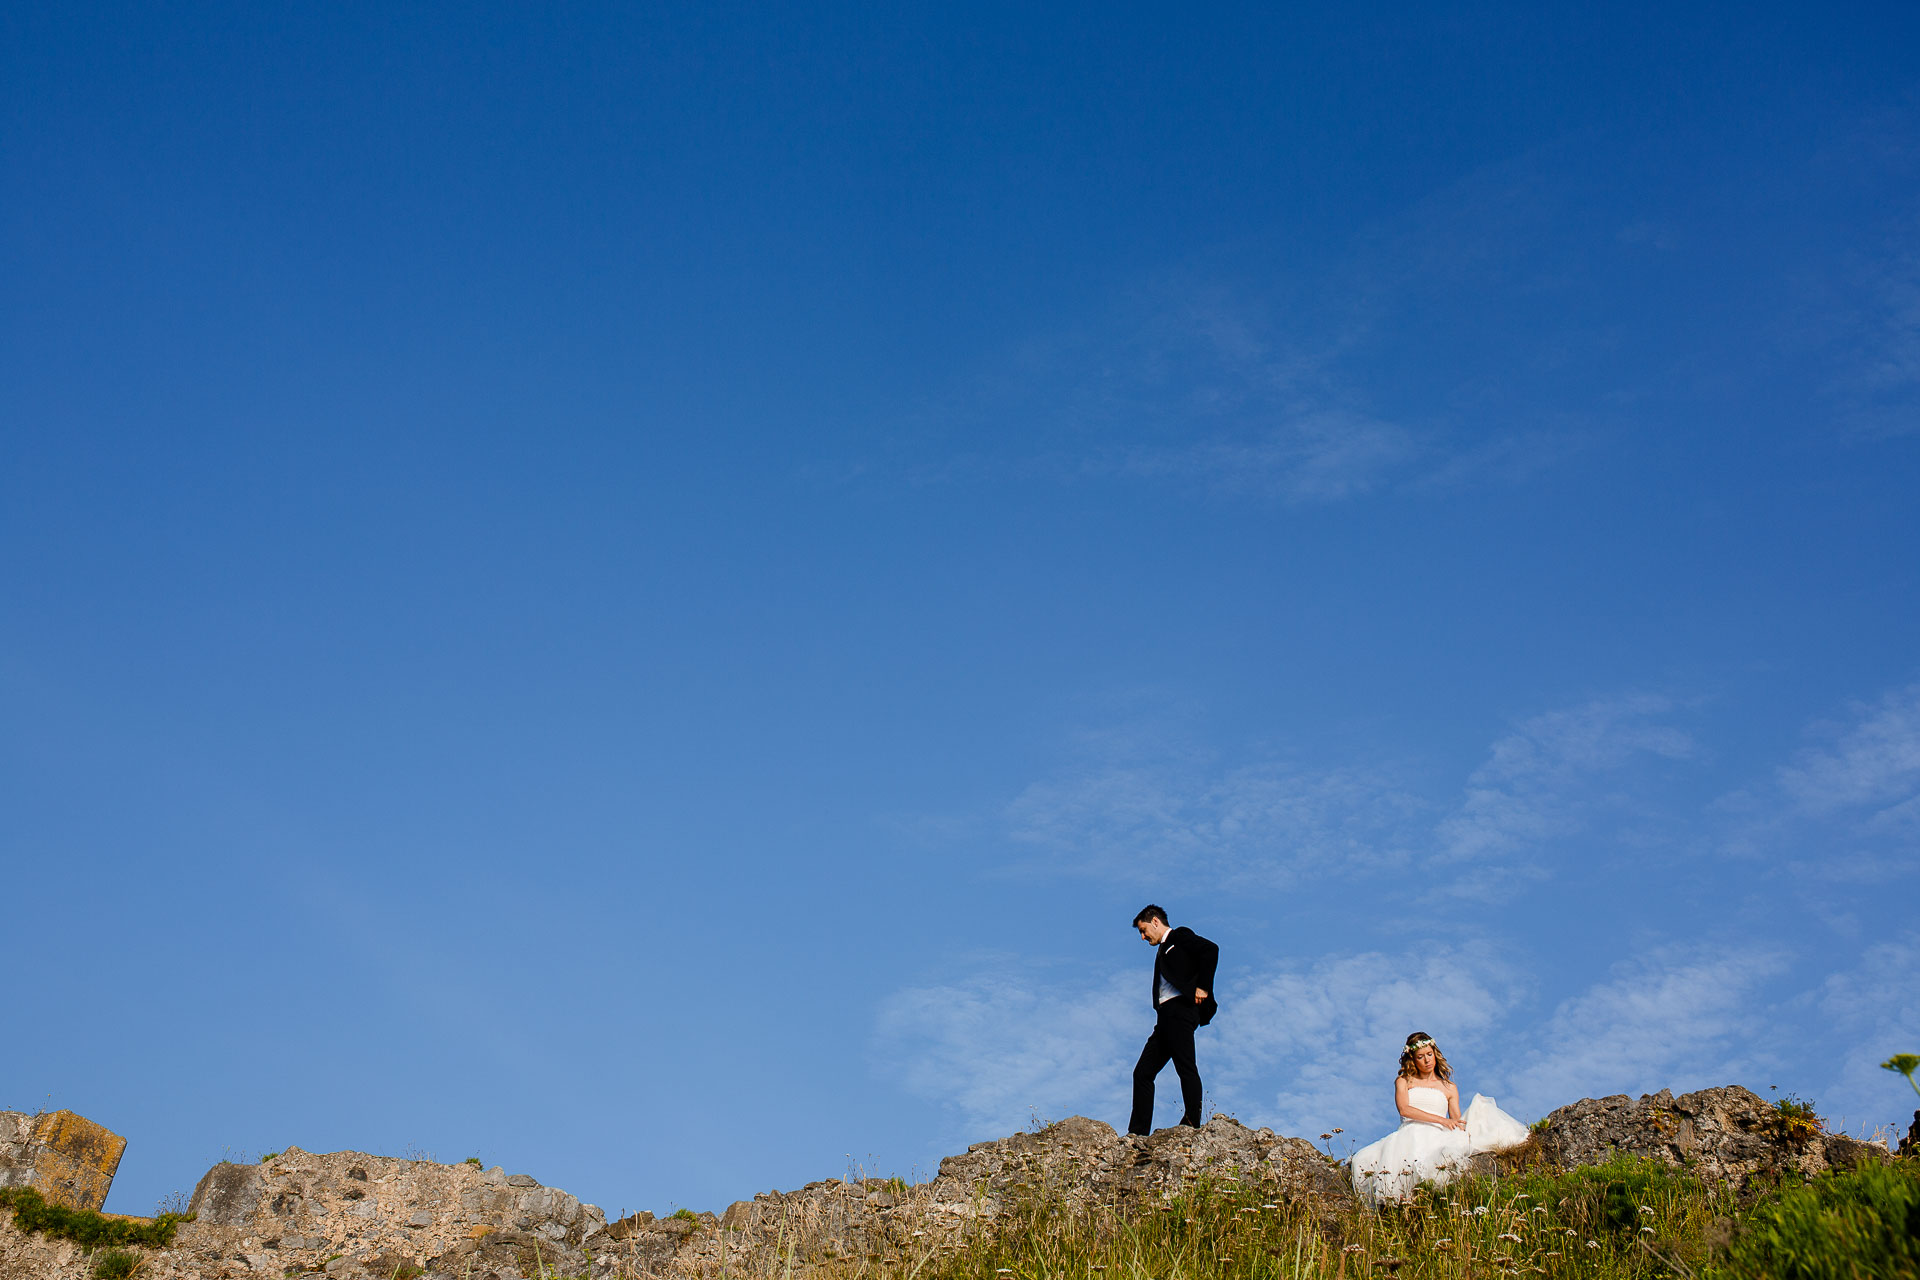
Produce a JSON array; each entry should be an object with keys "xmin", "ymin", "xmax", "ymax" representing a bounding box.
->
[{"xmin": 0, "ymin": 1111, "xmax": 127, "ymax": 1212}]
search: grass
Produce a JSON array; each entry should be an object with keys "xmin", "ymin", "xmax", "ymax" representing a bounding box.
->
[
  {"xmin": 1715, "ymin": 1158, "xmax": 1920, "ymax": 1279},
  {"xmin": 90, "ymin": 1248, "xmax": 140, "ymax": 1279},
  {"xmin": 840, "ymin": 1153, "xmax": 1920, "ymax": 1280}
]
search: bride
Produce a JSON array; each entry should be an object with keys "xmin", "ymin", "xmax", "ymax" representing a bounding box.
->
[{"xmin": 1349, "ymin": 1031, "xmax": 1530, "ymax": 1206}]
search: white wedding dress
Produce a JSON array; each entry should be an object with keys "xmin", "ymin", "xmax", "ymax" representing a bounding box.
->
[{"xmin": 1349, "ymin": 1085, "xmax": 1530, "ymax": 1207}]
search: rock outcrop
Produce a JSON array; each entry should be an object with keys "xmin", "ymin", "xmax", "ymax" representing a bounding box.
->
[
  {"xmin": 177, "ymin": 1146, "xmax": 605, "ymax": 1279},
  {"xmin": 0, "ymin": 1111, "xmax": 126, "ymax": 1211},
  {"xmin": 1530, "ymin": 1085, "xmax": 1886, "ymax": 1187},
  {"xmin": 930, "ymin": 1114, "xmax": 1351, "ymax": 1226}
]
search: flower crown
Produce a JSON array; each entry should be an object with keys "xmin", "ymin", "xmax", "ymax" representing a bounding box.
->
[{"xmin": 1407, "ymin": 1037, "xmax": 1436, "ymax": 1051}]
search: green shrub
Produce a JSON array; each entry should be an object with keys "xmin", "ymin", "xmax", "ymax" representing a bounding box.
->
[
  {"xmin": 0, "ymin": 1186, "xmax": 192, "ymax": 1249},
  {"xmin": 1771, "ymin": 1095, "xmax": 1825, "ymax": 1144},
  {"xmin": 1711, "ymin": 1159, "xmax": 1920, "ymax": 1280}
]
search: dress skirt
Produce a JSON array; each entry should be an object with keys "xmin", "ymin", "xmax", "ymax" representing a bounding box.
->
[{"xmin": 1350, "ymin": 1094, "xmax": 1529, "ymax": 1207}]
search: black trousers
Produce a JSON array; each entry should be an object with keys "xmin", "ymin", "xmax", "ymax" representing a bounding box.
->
[{"xmin": 1129, "ymin": 1006, "xmax": 1202, "ymax": 1134}]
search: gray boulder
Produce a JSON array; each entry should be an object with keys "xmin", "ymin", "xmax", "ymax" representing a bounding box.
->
[
  {"xmin": 1531, "ymin": 1085, "xmax": 1886, "ymax": 1187},
  {"xmin": 931, "ymin": 1113, "xmax": 1353, "ymax": 1226},
  {"xmin": 178, "ymin": 1148, "xmax": 604, "ymax": 1279},
  {"xmin": 0, "ymin": 1110, "xmax": 127, "ymax": 1211}
]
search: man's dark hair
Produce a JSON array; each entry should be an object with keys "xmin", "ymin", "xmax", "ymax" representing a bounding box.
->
[{"xmin": 1133, "ymin": 904, "xmax": 1168, "ymax": 926}]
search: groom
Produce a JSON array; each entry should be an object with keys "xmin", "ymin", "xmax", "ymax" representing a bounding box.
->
[{"xmin": 1128, "ymin": 904, "xmax": 1219, "ymax": 1135}]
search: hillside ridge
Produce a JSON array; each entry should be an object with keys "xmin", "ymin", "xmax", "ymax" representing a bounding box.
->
[{"xmin": 0, "ymin": 1085, "xmax": 1900, "ymax": 1280}]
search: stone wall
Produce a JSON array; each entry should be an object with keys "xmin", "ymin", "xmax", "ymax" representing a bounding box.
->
[{"xmin": 0, "ymin": 1110, "xmax": 126, "ymax": 1211}]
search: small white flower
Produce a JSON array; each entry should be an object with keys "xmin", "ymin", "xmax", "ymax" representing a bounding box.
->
[
  {"xmin": 1639, "ymin": 1226, "xmax": 1655, "ymax": 1235},
  {"xmin": 1638, "ymin": 1205, "xmax": 1654, "ymax": 1215},
  {"xmin": 1586, "ymin": 1240, "xmax": 1600, "ymax": 1250}
]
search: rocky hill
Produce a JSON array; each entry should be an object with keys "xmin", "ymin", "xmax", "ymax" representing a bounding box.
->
[{"xmin": 0, "ymin": 1086, "xmax": 1900, "ymax": 1280}]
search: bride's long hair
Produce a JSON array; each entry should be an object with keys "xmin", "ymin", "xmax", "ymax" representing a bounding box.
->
[{"xmin": 1397, "ymin": 1031, "xmax": 1453, "ymax": 1081}]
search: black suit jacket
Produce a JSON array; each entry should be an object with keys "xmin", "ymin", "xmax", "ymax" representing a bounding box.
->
[{"xmin": 1152, "ymin": 926, "xmax": 1220, "ymax": 1026}]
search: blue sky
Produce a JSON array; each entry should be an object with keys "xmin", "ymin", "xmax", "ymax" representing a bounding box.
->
[{"xmin": 3, "ymin": 0, "xmax": 1918, "ymax": 1218}]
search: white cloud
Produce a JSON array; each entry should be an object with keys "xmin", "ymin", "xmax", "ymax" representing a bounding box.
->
[
  {"xmin": 1826, "ymin": 229, "xmax": 1920, "ymax": 439},
  {"xmin": 875, "ymin": 945, "xmax": 1525, "ymax": 1144},
  {"xmin": 1117, "ymin": 410, "xmax": 1422, "ymax": 503},
  {"xmin": 1214, "ymin": 946, "xmax": 1522, "ymax": 1140},
  {"xmin": 1820, "ymin": 934, "xmax": 1920, "ymax": 1027},
  {"xmin": 1005, "ymin": 747, "xmax": 1421, "ymax": 889},
  {"xmin": 1719, "ymin": 681, "xmax": 1920, "ymax": 863},
  {"xmin": 1776, "ymin": 683, "xmax": 1920, "ymax": 828},
  {"xmin": 1502, "ymin": 946, "xmax": 1789, "ymax": 1116},
  {"xmin": 876, "ymin": 938, "xmax": 1919, "ymax": 1151},
  {"xmin": 992, "ymin": 694, "xmax": 1704, "ymax": 897},
  {"xmin": 810, "ymin": 242, "xmax": 1594, "ymax": 505},
  {"xmin": 874, "ymin": 967, "xmax": 1140, "ymax": 1133},
  {"xmin": 1411, "ymin": 429, "xmax": 1585, "ymax": 493},
  {"xmin": 1436, "ymin": 695, "xmax": 1697, "ymax": 870}
]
